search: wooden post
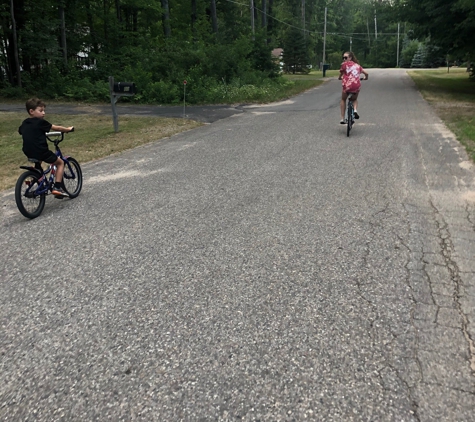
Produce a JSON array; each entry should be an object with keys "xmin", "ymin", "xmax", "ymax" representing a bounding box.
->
[{"xmin": 109, "ymin": 76, "xmax": 119, "ymax": 132}]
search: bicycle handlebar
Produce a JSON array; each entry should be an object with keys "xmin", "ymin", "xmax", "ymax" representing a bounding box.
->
[{"xmin": 46, "ymin": 127, "xmax": 74, "ymax": 143}]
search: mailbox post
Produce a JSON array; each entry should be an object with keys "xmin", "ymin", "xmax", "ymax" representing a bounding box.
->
[{"xmin": 109, "ymin": 76, "xmax": 136, "ymax": 132}]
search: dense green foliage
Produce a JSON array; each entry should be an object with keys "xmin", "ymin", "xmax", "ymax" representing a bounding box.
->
[
  {"xmin": 395, "ymin": 0, "xmax": 475, "ymax": 74},
  {"xmin": 1, "ymin": 0, "xmax": 473, "ymax": 104}
]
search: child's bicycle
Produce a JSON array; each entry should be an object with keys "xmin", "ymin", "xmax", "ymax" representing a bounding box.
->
[
  {"xmin": 15, "ymin": 130, "xmax": 83, "ymax": 219},
  {"xmin": 344, "ymin": 77, "xmax": 366, "ymax": 137}
]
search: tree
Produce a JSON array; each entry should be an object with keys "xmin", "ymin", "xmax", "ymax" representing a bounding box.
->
[
  {"xmin": 396, "ymin": 0, "xmax": 475, "ymax": 63},
  {"xmin": 399, "ymin": 35, "xmax": 419, "ymax": 68},
  {"xmin": 0, "ymin": 0, "xmax": 433, "ymax": 102},
  {"xmin": 283, "ymin": 27, "xmax": 309, "ymax": 74},
  {"xmin": 410, "ymin": 43, "xmax": 427, "ymax": 68}
]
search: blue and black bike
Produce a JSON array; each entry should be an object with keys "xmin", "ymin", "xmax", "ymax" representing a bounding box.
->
[
  {"xmin": 15, "ymin": 130, "xmax": 83, "ymax": 219},
  {"xmin": 346, "ymin": 92, "xmax": 356, "ymax": 137}
]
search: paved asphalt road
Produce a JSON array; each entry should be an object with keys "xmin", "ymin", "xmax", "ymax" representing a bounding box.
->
[{"xmin": 1, "ymin": 69, "xmax": 475, "ymax": 421}]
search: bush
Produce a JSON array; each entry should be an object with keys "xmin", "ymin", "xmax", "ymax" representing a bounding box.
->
[
  {"xmin": 146, "ymin": 80, "xmax": 180, "ymax": 103},
  {"xmin": 0, "ymin": 84, "xmax": 25, "ymax": 98},
  {"xmin": 0, "ymin": 38, "xmax": 289, "ymax": 104}
]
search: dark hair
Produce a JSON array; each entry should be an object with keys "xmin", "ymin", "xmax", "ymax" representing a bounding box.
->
[
  {"xmin": 25, "ymin": 97, "xmax": 46, "ymax": 113},
  {"xmin": 344, "ymin": 51, "xmax": 360, "ymax": 65}
]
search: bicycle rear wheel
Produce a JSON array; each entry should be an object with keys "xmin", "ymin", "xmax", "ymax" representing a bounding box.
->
[
  {"xmin": 15, "ymin": 171, "xmax": 46, "ymax": 219},
  {"xmin": 63, "ymin": 157, "xmax": 83, "ymax": 198},
  {"xmin": 347, "ymin": 103, "xmax": 353, "ymax": 137}
]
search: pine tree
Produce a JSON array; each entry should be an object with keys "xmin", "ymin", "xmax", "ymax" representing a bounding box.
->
[
  {"xmin": 283, "ymin": 28, "xmax": 309, "ymax": 74},
  {"xmin": 411, "ymin": 43, "xmax": 427, "ymax": 68}
]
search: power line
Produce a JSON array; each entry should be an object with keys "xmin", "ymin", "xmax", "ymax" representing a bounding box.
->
[
  {"xmin": 224, "ymin": 0, "xmax": 402, "ymax": 41},
  {"xmin": 224, "ymin": 0, "xmax": 324, "ymax": 32}
]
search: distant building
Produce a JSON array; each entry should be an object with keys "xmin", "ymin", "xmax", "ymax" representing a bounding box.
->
[{"xmin": 271, "ymin": 48, "xmax": 284, "ymax": 72}]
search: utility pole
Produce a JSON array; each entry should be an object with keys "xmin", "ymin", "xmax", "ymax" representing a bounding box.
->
[
  {"xmin": 397, "ymin": 23, "xmax": 400, "ymax": 67},
  {"xmin": 322, "ymin": 6, "xmax": 327, "ymax": 74},
  {"xmin": 350, "ymin": 37, "xmax": 352, "ymax": 52},
  {"xmin": 374, "ymin": 9, "xmax": 377, "ymax": 39},
  {"xmin": 302, "ymin": 0, "xmax": 305, "ymax": 38},
  {"xmin": 366, "ymin": 18, "xmax": 371, "ymax": 48}
]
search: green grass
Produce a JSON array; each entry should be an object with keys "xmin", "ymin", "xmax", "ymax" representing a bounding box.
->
[
  {"xmin": 0, "ymin": 113, "xmax": 202, "ymax": 191},
  {"xmin": 409, "ymin": 68, "xmax": 475, "ymax": 102},
  {"xmin": 409, "ymin": 68, "xmax": 475, "ymax": 162}
]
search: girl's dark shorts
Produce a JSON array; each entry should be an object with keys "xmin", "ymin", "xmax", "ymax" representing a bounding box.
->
[{"xmin": 39, "ymin": 150, "xmax": 58, "ymax": 164}]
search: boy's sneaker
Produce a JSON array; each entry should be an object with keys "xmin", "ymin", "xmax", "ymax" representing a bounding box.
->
[
  {"xmin": 52, "ymin": 186, "xmax": 68, "ymax": 198},
  {"xmin": 340, "ymin": 119, "xmax": 347, "ymax": 124},
  {"xmin": 354, "ymin": 111, "xmax": 360, "ymax": 119}
]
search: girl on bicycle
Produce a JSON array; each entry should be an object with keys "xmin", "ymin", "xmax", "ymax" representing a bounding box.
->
[{"xmin": 338, "ymin": 51, "xmax": 368, "ymax": 124}]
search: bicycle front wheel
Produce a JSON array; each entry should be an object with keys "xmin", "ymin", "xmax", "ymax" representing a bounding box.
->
[
  {"xmin": 63, "ymin": 157, "xmax": 83, "ymax": 198},
  {"xmin": 347, "ymin": 104, "xmax": 353, "ymax": 137},
  {"xmin": 15, "ymin": 171, "xmax": 46, "ymax": 219}
]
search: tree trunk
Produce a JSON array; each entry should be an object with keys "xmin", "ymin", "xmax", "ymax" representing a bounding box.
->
[
  {"xmin": 161, "ymin": 0, "xmax": 171, "ymax": 37},
  {"xmin": 261, "ymin": 0, "xmax": 266, "ymax": 28},
  {"xmin": 191, "ymin": 0, "xmax": 197, "ymax": 40},
  {"xmin": 59, "ymin": 3, "xmax": 68, "ymax": 67},
  {"xmin": 210, "ymin": 0, "xmax": 218, "ymax": 34},
  {"xmin": 86, "ymin": 2, "xmax": 99, "ymax": 55},
  {"xmin": 103, "ymin": 0, "xmax": 108, "ymax": 41},
  {"xmin": 10, "ymin": 0, "xmax": 21, "ymax": 87},
  {"xmin": 116, "ymin": 0, "xmax": 121, "ymax": 22},
  {"xmin": 267, "ymin": 0, "xmax": 273, "ymax": 44}
]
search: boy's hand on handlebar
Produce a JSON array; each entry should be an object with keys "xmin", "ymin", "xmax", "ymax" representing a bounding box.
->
[{"xmin": 67, "ymin": 126, "xmax": 74, "ymax": 132}]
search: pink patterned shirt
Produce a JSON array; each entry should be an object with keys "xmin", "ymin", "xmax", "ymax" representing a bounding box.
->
[{"xmin": 340, "ymin": 61, "xmax": 364, "ymax": 93}]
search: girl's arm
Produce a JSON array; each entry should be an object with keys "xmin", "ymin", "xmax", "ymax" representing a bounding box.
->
[
  {"xmin": 361, "ymin": 68, "xmax": 369, "ymax": 80},
  {"xmin": 51, "ymin": 124, "xmax": 74, "ymax": 132}
]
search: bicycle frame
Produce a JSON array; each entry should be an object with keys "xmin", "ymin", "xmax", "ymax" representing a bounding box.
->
[
  {"xmin": 347, "ymin": 94, "xmax": 355, "ymax": 120},
  {"xmin": 19, "ymin": 163, "xmax": 54, "ymax": 197}
]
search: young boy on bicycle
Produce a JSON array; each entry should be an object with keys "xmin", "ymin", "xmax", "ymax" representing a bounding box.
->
[
  {"xmin": 338, "ymin": 51, "xmax": 368, "ymax": 124},
  {"xmin": 19, "ymin": 98, "xmax": 74, "ymax": 197}
]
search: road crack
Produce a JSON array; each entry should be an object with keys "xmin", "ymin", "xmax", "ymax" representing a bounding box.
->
[{"xmin": 429, "ymin": 199, "xmax": 475, "ymax": 374}]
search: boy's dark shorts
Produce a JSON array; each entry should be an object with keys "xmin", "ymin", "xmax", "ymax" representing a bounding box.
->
[{"xmin": 39, "ymin": 150, "xmax": 58, "ymax": 164}]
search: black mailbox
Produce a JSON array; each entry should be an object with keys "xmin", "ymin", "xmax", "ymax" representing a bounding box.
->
[
  {"xmin": 113, "ymin": 82, "xmax": 136, "ymax": 95},
  {"xmin": 109, "ymin": 76, "xmax": 136, "ymax": 132}
]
